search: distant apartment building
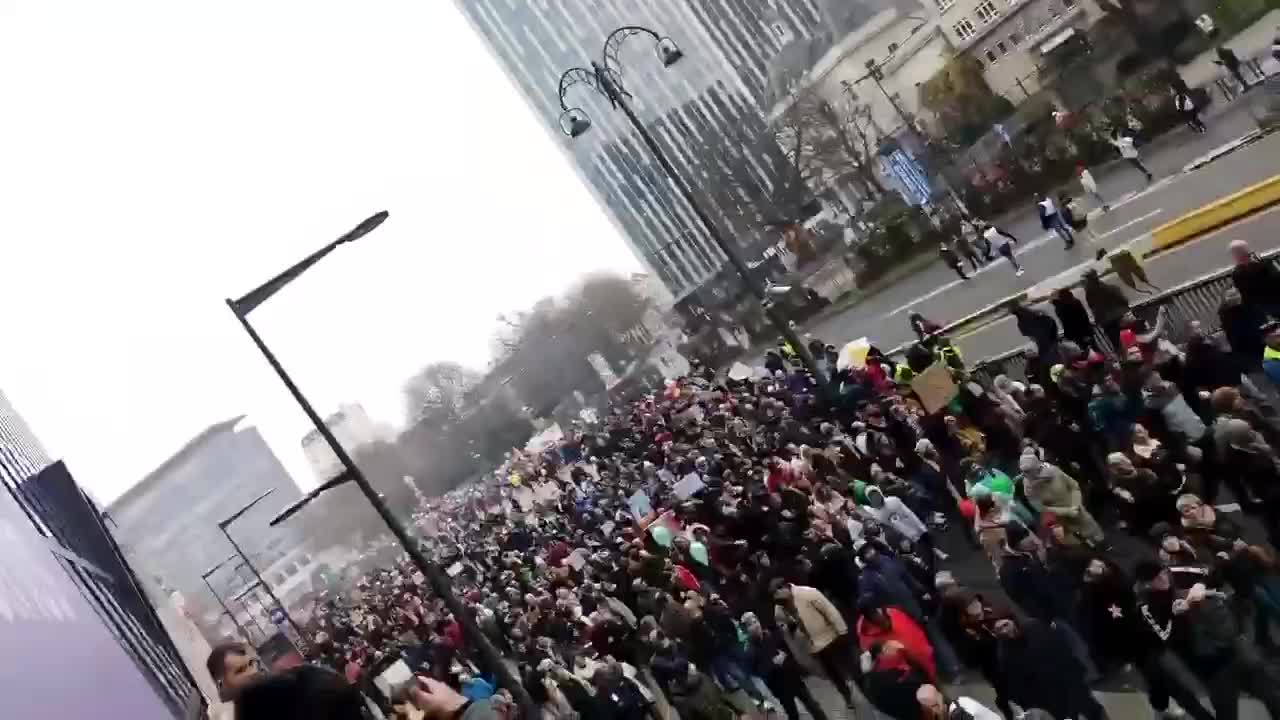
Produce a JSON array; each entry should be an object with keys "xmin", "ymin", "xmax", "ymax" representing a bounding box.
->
[
  {"xmin": 456, "ymin": 0, "xmax": 916, "ymax": 305},
  {"xmin": 107, "ymin": 416, "xmax": 304, "ymax": 629},
  {"xmin": 933, "ymin": 0, "xmax": 1104, "ymax": 97},
  {"xmin": 301, "ymin": 402, "xmax": 391, "ymax": 483}
]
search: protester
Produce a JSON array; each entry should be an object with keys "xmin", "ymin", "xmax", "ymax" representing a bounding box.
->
[
  {"xmin": 1112, "ymin": 129, "xmax": 1154, "ymax": 182},
  {"xmin": 940, "ymin": 241, "xmax": 969, "ymax": 281},
  {"xmin": 1078, "ymin": 163, "xmax": 1108, "ymax": 211},
  {"xmin": 1037, "ymin": 193, "xmax": 1075, "ymax": 249}
]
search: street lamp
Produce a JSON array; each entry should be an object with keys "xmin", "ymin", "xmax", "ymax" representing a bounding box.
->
[
  {"xmin": 224, "ymin": 212, "xmax": 534, "ymax": 715},
  {"xmin": 201, "ymin": 554, "xmax": 252, "ymax": 643},
  {"xmin": 555, "ymin": 25, "xmax": 828, "ymax": 390},
  {"xmin": 217, "ymin": 489, "xmax": 304, "ymax": 643}
]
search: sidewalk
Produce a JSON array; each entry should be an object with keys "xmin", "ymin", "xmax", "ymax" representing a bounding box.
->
[{"xmin": 1180, "ymin": 9, "xmax": 1280, "ymax": 89}]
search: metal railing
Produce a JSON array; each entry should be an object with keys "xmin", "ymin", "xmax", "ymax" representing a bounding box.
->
[{"xmin": 963, "ymin": 248, "xmax": 1280, "ymax": 384}]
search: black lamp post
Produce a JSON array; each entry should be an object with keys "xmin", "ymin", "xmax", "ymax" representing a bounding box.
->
[
  {"xmin": 217, "ymin": 489, "xmax": 305, "ymax": 644},
  {"xmin": 858, "ymin": 57, "xmax": 965, "ymax": 213},
  {"xmin": 225, "ymin": 212, "xmax": 534, "ymax": 714},
  {"xmin": 555, "ymin": 26, "xmax": 828, "ymax": 390},
  {"xmin": 201, "ymin": 554, "xmax": 252, "ymax": 642}
]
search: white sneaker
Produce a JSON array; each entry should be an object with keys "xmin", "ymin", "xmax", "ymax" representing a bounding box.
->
[
  {"xmin": 1016, "ymin": 268, "xmax": 1025, "ymax": 276},
  {"xmin": 1161, "ymin": 704, "xmax": 1187, "ymax": 719}
]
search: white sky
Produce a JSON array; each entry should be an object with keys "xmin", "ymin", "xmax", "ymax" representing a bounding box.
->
[{"xmin": 0, "ymin": 0, "xmax": 641, "ymax": 501}]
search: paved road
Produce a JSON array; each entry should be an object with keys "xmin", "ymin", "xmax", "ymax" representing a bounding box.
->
[{"xmin": 806, "ymin": 103, "xmax": 1277, "ymax": 360}]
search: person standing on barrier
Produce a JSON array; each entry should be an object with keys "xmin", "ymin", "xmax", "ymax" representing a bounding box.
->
[
  {"xmin": 1083, "ymin": 269, "xmax": 1131, "ymax": 352},
  {"xmin": 1230, "ymin": 240, "xmax": 1280, "ymax": 318}
]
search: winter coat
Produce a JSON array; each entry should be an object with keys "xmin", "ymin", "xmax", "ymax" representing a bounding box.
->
[
  {"xmin": 746, "ymin": 628, "xmax": 806, "ymax": 694},
  {"xmin": 1021, "ymin": 460, "xmax": 1104, "ymax": 542},
  {"xmin": 1220, "ymin": 300, "xmax": 1268, "ymax": 365},
  {"xmin": 1083, "ymin": 276, "xmax": 1130, "ymax": 326},
  {"xmin": 1183, "ymin": 337, "xmax": 1246, "ymax": 395},
  {"xmin": 1011, "ymin": 306, "xmax": 1059, "ymax": 352},
  {"xmin": 1052, "ymin": 293, "xmax": 1094, "ymax": 343},
  {"xmin": 860, "ymin": 555, "xmax": 926, "ymax": 621},
  {"xmin": 997, "ymin": 621, "xmax": 1095, "ymax": 720},
  {"xmin": 999, "ymin": 552, "xmax": 1075, "ymax": 623},
  {"xmin": 782, "ymin": 584, "xmax": 848, "ymax": 654},
  {"xmin": 864, "ymin": 487, "xmax": 928, "ymax": 542},
  {"xmin": 1080, "ymin": 572, "xmax": 1151, "ymax": 667},
  {"xmin": 856, "ymin": 607, "xmax": 937, "ymax": 682},
  {"xmin": 1144, "ymin": 382, "xmax": 1207, "ymax": 444},
  {"xmin": 1232, "ymin": 254, "xmax": 1280, "ymax": 312}
]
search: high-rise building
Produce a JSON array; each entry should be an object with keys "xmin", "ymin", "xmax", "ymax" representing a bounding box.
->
[
  {"xmin": 0, "ymin": 390, "xmax": 203, "ymax": 717},
  {"xmin": 457, "ymin": 1, "xmax": 914, "ymax": 303},
  {"xmin": 107, "ymin": 416, "xmax": 304, "ymax": 626},
  {"xmin": 0, "ymin": 388, "xmax": 52, "ymax": 489}
]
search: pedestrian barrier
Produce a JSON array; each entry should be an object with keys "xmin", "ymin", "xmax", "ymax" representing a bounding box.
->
[
  {"xmin": 1150, "ymin": 174, "xmax": 1280, "ymax": 250},
  {"xmin": 963, "ymin": 248, "xmax": 1280, "ymax": 384}
]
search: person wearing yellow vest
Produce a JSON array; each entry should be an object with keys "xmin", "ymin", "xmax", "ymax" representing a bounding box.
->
[{"xmin": 1263, "ymin": 322, "xmax": 1280, "ymax": 387}]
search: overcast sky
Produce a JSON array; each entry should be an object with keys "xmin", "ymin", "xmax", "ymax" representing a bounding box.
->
[{"xmin": 0, "ymin": 0, "xmax": 641, "ymax": 501}]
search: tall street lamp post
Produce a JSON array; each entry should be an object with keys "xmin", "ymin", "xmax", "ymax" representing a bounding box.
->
[
  {"xmin": 555, "ymin": 26, "xmax": 828, "ymax": 390},
  {"xmin": 225, "ymin": 212, "xmax": 534, "ymax": 715},
  {"xmin": 201, "ymin": 554, "xmax": 252, "ymax": 642},
  {"xmin": 217, "ymin": 489, "xmax": 305, "ymax": 644},
  {"xmin": 859, "ymin": 57, "xmax": 966, "ymax": 213}
]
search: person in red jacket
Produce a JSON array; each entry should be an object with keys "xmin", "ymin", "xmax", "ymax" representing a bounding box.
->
[{"xmin": 856, "ymin": 601, "xmax": 937, "ymax": 682}]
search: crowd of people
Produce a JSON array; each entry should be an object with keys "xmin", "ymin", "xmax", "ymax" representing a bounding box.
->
[{"xmin": 208, "ymin": 240, "xmax": 1280, "ymax": 720}]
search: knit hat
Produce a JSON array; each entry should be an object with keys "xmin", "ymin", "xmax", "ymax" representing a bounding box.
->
[{"xmin": 1018, "ymin": 448, "xmax": 1043, "ymax": 474}]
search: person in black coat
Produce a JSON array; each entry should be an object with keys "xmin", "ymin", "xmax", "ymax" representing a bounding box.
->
[
  {"xmin": 1084, "ymin": 269, "xmax": 1131, "ymax": 350},
  {"xmin": 743, "ymin": 614, "xmax": 828, "ymax": 720},
  {"xmin": 1010, "ymin": 301, "xmax": 1060, "ymax": 364},
  {"xmin": 1220, "ymin": 288, "xmax": 1269, "ymax": 369},
  {"xmin": 994, "ymin": 616, "xmax": 1106, "ymax": 720},
  {"xmin": 1052, "ymin": 288, "xmax": 1096, "ymax": 350},
  {"xmin": 1231, "ymin": 240, "xmax": 1280, "ymax": 316}
]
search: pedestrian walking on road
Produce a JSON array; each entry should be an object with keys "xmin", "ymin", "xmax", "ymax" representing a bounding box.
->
[
  {"xmin": 1077, "ymin": 163, "xmax": 1108, "ymax": 211},
  {"xmin": 954, "ymin": 232, "xmax": 983, "ymax": 273},
  {"xmin": 981, "ymin": 223, "xmax": 1023, "ymax": 276},
  {"xmin": 1060, "ymin": 192, "xmax": 1095, "ymax": 244},
  {"xmin": 1037, "ymin": 194, "xmax": 1075, "ymax": 249},
  {"xmin": 1173, "ymin": 86, "xmax": 1207, "ymax": 133},
  {"xmin": 939, "ymin": 241, "xmax": 969, "ymax": 281},
  {"xmin": 1112, "ymin": 130, "xmax": 1153, "ymax": 182}
]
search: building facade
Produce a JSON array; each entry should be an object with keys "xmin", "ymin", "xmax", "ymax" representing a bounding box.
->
[
  {"xmin": 456, "ymin": 0, "xmax": 915, "ymax": 302},
  {"xmin": 0, "ymin": 390, "xmax": 201, "ymax": 718},
  {"xmin": 107, "ymin": 416, "xmax": 304, "ymax": 633},
  {"xmin": 301, "ymin": 402, "xmax": 391, "ymax": 483},
  {"xmin": 0, "ymin": 388, "xmax": 52, "ymax": 490},
  {"xmin": 933, "ymin": 0, "xmax": 1104, "ymax": 97}
]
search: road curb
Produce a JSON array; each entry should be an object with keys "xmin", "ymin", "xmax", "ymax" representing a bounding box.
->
[{"xmin": 1148, "ymin": 173, "xmax": 1280, "ymax": 252}]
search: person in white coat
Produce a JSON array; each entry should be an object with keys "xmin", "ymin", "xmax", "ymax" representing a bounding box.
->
[{"xmin": 1077, "ymin": 163, "xmax": 1108, "ymax": 211}]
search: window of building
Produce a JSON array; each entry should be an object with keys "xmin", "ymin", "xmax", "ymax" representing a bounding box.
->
[
  {"xmin": 888, "ymin": 42, "xmax": 900, "ymax": 54},
  {"xmin": 985, "ymin": 48, "xmax": 999, "ymax": 63},
  {"xmin": 934, "ymin": 0, "xmax": 955, "ymax": 12},
  {"xmin": 954, "ymin": 17, "xmax": 977, "ymax": 40},
  {"xmin": 1008, "ymin": 31, "xmax": 1024, "ymax": 46},
  {"xmin": 975, "ymin": 0, "xmax": 1000, "ymax": 24},
  {"xmin": 1062, "ymin": 0, "xmax": 1077, "ymax": 7},
  {"xmin": 996, "ymin": 40, "xmax": 1009, "ymax": 55}
]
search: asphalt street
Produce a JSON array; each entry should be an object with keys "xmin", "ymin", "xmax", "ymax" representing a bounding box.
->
[{"xmin": 806, "ymin": 103, "xmax": 1278, "ymax": 364}]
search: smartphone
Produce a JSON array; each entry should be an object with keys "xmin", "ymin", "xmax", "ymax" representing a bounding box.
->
[{"xmin": 372, "ymin": 658, "xmax": 416, "ymax": 704}]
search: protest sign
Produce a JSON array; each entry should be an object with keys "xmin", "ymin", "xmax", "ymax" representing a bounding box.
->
[{"xmin": 911, "ymin": 362, "xmax": 959, "ymax": 414}]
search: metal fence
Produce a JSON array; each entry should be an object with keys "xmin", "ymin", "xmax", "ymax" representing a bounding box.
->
[
  {"xmin": 14, "ymin": 461, "xmax": 203, "ymax": 718},
  {"xmin": 965, "ymin": 248, "xmax": 1280, "ymax": 384}
]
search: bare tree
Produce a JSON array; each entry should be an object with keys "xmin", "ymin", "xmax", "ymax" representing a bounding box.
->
[
  {"xmin": 402, "ymin": 361, "xmax": 481, "ymax": 426},
  {"xmin": 773, "ymin": 81, "xmax": 887, "ymax": 213}
]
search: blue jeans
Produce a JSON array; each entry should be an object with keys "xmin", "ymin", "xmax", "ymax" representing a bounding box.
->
[
  {"xmin": 710, "ymin": 653, "xmax": 763, "ymax": 702},
  {"xmin": 1049, "ymin": 214, "xmax": 1075, "ymax": 245}
]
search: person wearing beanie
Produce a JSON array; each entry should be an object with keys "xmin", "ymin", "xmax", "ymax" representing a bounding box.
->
[{"xmin": 1019, "ymin": 447, "xmax": 1104, "ymax": 544}]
